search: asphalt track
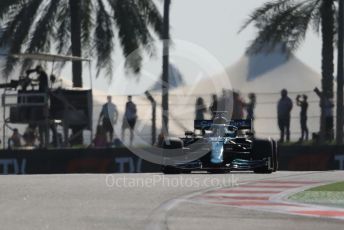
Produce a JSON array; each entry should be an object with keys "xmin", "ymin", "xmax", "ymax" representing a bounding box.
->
[{"xmin": 0, "ymin": 171, "xmax": 344, "ymax": 230}]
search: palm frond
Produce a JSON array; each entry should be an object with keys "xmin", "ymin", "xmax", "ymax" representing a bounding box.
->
[
  {"xmin": 1, "ymin": 0, "xmax": 44, "ymax": 76},
  {"xmin": 137, "ymin": 0, "xmax": 164, "ymax": 38},
  {"xmin": 0, "ymin": 0, "xmax": 164, "ymax": 80},
  {"xmin": 21, "ymin": 0, "xmax": 61, "ymax": 72},
  {"xmin": 110, "ymin": 0, "xmax": 164, "ymax": 74},
  {"xmin": 311, "ymin": 4, "xmax": 322, "ymax": 34},
  {"xmin": 239, "ymin": 0, "xmax": 296, "ymax": 33},
  {"xmin": 243, "ymin": 0, "xmax": 321, "ymax": 55},
  {"xmin": 110, "ymin": 0, "xmax": 143, "ymax": 73},
  {"xmin": 54, "ymin": 0, "xmax": 71, "ymax": 72},
  {"xmin": 55, "ymin": 1, "xmax": 71, "ymax": 54},
  {"xmin": 0, "ymin": 0, "xmax": 22, "ymax": 21},
  {"xmin": 81, "ymin": 0, "xmax": 94, "ymax": 57},
  {"xmin": 94, "ymin": 0, "xmax": 114, "ymax": 77}
]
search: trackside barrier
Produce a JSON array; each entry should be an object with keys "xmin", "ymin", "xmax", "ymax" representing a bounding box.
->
[
  {"xmin": 0, "ymin": 148, "xmax": 161, "ymax": 175},
  {"xmin": 0, "ymin": 146, "xmax": 343, "ymax": 174}
]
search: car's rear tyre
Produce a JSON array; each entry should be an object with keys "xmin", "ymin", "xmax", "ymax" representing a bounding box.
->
[
  {"xmin": 161, "ymin": 166, "xmax": 191, "ymax": 174},
  {"xmin": 162, "ymin": 137, "xmax": 184, "ymax": 149},
  {"xmin": 162, "ymin": 137, "xmax": 186, "ymax": 164},
  {"xmin": 252, "ymin": 139, "xmax": 274, "ymax": 174},
  {"xmin": 272, "ymin": 140, "xmax": 278, "ymax": 172},
  {"xmin": 161, "ymin": 166, "xmax": 181, "ymax": 174},
  {"xmin": 207, "ymin": 169, "xmax": 230, "ymax": 174},
  {"xmin": 253, "ymin": 167, "xmax": 272, "ymax": 174}
]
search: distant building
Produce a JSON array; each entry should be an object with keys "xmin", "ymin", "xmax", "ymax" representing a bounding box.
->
[
  {"xmin": 150, "ymin": 64, "xmax": 185, "ymax": 91},
  {"xmin": 171, "ymin": 48, "xmax": 322, "ymax": 141}
]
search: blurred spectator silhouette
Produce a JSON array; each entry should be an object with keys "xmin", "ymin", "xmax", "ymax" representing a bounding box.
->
[
  {"xmin": 98, "ymin": 95, "xmax": 118, "ymax": 142},
  {"xmin": 296, "ymin": 95, "xmax": 309, "ymax": 142},
  {"xmin": 232, "ymin": 91, "xmax": 244, "ymax": 119},
  {"xmin": 277, "ymin": 89, "xmax": 293, "ymax": 143},
  {"xmin": 195, "ymin": 97, "xmax": 207, "ymax": 120},
  {"xmin": 26, "ymin": 65, "xmax": 49, "ymax": 93},
  {"xmin": 23, "ymin": 125, "xmax": 37, "ymax": 147},
  {"xmin": 112, "ymin": 133, "xmax": 123, "ymax": 148},
  {"xmin": 219, "ymin": 89, "xmax": 232, "ymax": 119},
  {"xmin": 8, "ymin": 128, "xmax": 21, "ymax": 149},
  {"xmin": 324, "ymin": 97, "xmax": 334, "ymax": 141},
  {"xmin": 93, "ymin": 125, "xmax": 107, "ymax": 148},
  {"xmin": 245, "ymin": 93, "xmax": 256, "ymax": 120},
  {"xmin": 157, "ymin": 130, "xmax": 165, "ymax": 147},
  {"xmin": 314, "ymin": 87, "xmax": 334, "ymax": 141},
  {"xmin": 122, "ymin": 96, "xmax": 137, "ymax": 146},
  {"xmin": 209, "ymin": 94, "xmax": 218, "ymax": 120}
]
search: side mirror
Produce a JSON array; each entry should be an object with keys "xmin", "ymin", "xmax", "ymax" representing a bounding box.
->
[
  {"xmin": 246, "ymin": 131, "xmax": 254, "ymax": 136},
  {"xmin": 185, "ymin": 131, "xmax": 194, "ymax": 137}
]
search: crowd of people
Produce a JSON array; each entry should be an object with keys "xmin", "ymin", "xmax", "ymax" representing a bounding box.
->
[
  {"xmin": 195, "ymin": 90, "xmax": 257, "ymax": 123},
  {"xmin": 7, "ymin": 95, "xmax": 138, "ymax": 149},
  {"xmin": 277, "ymin": 88, "xmax": 334, "ymax": 143},
  {"xmin": 195, "ymin": 89, "xmax": 315, "ymax": 144},
  {"xmin": 8, "ymin": 125, "xmax": 42, "ymax": 149},
  {"xmin": 93, "ymin": 95, "xmax": 137, "ymax": 148},
  {"xmin": 6, "ymin": 87, "xmax": 333, "ymax": 149},
  {"xmin": 1, "ymin": 63, "xmax": 317, "ymax": 149}
]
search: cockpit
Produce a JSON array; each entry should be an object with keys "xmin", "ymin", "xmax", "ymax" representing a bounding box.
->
[{"xmin": 211, "ymin": 113, "xmax": 237, "ymax": 138}]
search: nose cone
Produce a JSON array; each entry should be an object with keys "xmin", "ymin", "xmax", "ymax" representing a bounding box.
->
[{"xmin": 211, "ymin": 141, "xmax": 224, "ymax": 164}]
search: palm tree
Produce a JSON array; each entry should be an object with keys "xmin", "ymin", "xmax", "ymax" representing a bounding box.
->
[
  {"xmin": 337, "ymin": 0, "xmax": 344, "ymax": 144},
  {"xmin": 0, "ymin": 0, "xmax": 163, "ymax": 87},
  {"xmin": 0, "ymin": 0, "xmax": 163, "ymax": 145},
  {"xmin": 240, "ymin": 0, "xmax": 336, "ymax": 141},
  {"xmin": 162, "ymin": 0, "xmax": 171, "ymax": 135}
]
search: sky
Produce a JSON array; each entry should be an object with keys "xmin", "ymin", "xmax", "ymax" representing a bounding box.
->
[
  {"xmin": 102, "ymin": 0, "xmax": 325, "ymax": 95},
  {"xmin": 169, "ymin": 0, "xmax": 322, "ymax": 73},
  {"xmin": 0, "ymin": 0, "xmax": 325, "ymax": 96}
]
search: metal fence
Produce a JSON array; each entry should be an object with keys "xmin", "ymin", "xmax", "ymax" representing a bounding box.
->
[{"xmin": 0, "ymin": 90, "xmax": 329, "ymax": 148}]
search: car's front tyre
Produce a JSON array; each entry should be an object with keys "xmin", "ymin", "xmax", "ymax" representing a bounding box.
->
[{"xmin": 252, "ymin": 139, "xmax": 275, "ymax": 174}]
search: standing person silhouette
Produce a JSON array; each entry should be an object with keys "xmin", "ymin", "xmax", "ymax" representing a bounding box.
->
[
  {"xmin": 296, "ymin": 95, "xmax": 309, "ymax": 142},
  {"xmin": 209, "ymin": 94, "xmax": 218, "ymax": 120},
  {"xmin": 246, "ymin": 93, "xmax": 256, "ymax": 120},
  {"xmin": 8, "ymin": 128, "xmax": 21, "ymax": 149},
  {"xmin": 121, "ymin": 96, "xmax": 137, "ymax": 146},
  {"xmin": 277, "ymin": 89, "xmax": 293, "ymax": 143},
  {"xmin": 195, "ymin": 97, "xmax": 207, "ymax": 120},
  {"xmin": 98, "ymin": 96, "xmax": 118, "ymax": 142},
  {"xmin": 232, "ymin": 91, "xmax": 245, "ymax": 119},
  {"xmin": 314, "ymin": 87, "xmax": 334, "ymax": 141},
  {"xmin": 26, "ymin": 65, "xmax": 48, "ymax": 93},
  {"xmin": 26, "ymin": 65, "xmax": 49, "ymax": 148}
]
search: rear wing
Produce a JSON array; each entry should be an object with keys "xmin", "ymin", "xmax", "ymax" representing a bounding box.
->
[
  {"xmin": 229, "ymin": 120, "xmax": 252, "ymax": 130},
  {"xmin": 194, "ymin": 119, "xmax": 252, "ymax": 130},
  {"xmin": 194, "ymin": 120, "xmax": 213, "ymax": 130}
]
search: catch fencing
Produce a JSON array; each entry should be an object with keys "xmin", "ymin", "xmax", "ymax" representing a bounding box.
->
[{"xmin": 0, "ymin": 90, "xmax": 330, "ymax": 148}]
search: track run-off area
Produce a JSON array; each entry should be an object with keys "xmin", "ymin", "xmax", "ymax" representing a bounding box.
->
[{"xmin": 0, "ymin": 171, "xmax": 343, "ymax": 230}]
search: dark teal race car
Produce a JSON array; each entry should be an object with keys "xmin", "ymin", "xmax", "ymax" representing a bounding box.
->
[{"xmin": 162, "ymin": 113, "xmax": 278, "ymax": 174}]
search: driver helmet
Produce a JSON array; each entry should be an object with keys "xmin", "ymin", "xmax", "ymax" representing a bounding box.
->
[{"xmin": 213, "ymin": 113, "xmax": 228, "ymax": 125}]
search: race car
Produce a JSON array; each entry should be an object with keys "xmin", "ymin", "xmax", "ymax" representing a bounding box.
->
[{"xmin": 161, "ymin": 112, "xmax": 278, "ymax": 174}]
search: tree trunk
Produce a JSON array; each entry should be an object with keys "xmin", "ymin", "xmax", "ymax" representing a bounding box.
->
[
  {"xmin": 337, "ymin": 0, "xmax": 344, "ymax": 144},
  {"xmin": 69, "ymin": 0, "xmax": 82, "ymax": 87},
  {"xmin": 320, "ymin": 0, "xmax": 335, "ymax": 142},
  {"xmin": 69, "ymin": 0, "xmax": 83, "ymax": 145},
  {"xmin": 162, "ymin": 0, "xmax": 170, "ymax": 136}
]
